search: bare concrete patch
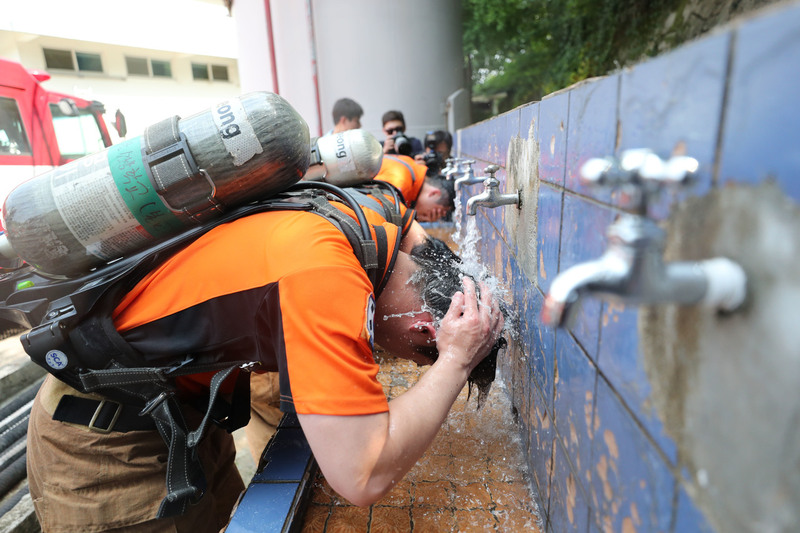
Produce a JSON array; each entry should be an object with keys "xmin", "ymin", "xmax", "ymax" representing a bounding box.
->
[{"xmin": 640, "ymin": 181, "xmax": 800, "ymax": 532}]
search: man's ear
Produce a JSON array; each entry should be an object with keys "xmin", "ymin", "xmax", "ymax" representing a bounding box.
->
[
  {"xmin": 428, "ymin": 187, "xmax": 441, "ymax": 200},
  {"xmin": 409, "ymin": 320, "xmax": 436, "ymax": 339}
]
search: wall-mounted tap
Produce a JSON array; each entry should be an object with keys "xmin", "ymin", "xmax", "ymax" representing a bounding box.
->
[
  {"xmin": 441, "ymin": 157, "xmax": 458, "ymax": 178},
  {"xmin": 466, "ymin": 164, "xmax": 522, "ymax": 216},
  {"xmin": 541, "ymin": 149, "xmax": 747, "ymax": 329},
  {"xmin": 452, "ymin": 159, "xmax": 480, "ymax": 189}
]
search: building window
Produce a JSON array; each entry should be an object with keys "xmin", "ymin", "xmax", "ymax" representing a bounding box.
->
[
  {"xmin": 151, "ymin": 60, "xmax": 171, "ymax": 78},
  {"xmin": 192, "ymin": 63, "xmax": 229, "ymax": 82},
  {"xmin": 192, "ymin": 63, "xmax": 210, "ymax": 80},
  {"xmin": 75, "ymin": 52, "xmax": 103, "ymax": 72},
  {"xmin": 126, "ymin": 57, "xmax": 149, "ymax": 76},
  {"xmin": 43, "ymin": 49, "xmax": 74, "ymax": 70},
  {"xmin": 126, "ymin": 57, "xmax": 172, "ymax": 78},
  {"xmin": 211, "ymin": 65, "xmax": 229, "ymax": 81},
  {"xmin": 44, "ymin": 48, "xmax": 102, "ymax": 73}
]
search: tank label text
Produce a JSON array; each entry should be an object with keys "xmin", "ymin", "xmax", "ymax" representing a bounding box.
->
[{"xmin": 213, "ymin": 99, "xmax": 263, "ymax": 166}]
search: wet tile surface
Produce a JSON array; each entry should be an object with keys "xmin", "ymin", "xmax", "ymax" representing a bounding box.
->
[
  {"xmin": 300, "ymin": 355, "xmax": 543, "ymax": 532},
  {"xmin": 719, "ymin": 2, "xmax": 800, "ymax": 202}
]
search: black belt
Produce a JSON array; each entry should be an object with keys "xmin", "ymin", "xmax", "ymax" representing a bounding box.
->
[{"xmin": 52, "ymin": 395, "xmax": 156, "ymax": 433}]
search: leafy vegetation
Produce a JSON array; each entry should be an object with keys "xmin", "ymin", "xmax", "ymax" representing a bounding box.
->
[{"xmin": 462, "ymin": 0, "xmax": 776, "ymax": 119}]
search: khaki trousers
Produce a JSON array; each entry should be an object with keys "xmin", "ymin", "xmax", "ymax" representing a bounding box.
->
[
  {"xmin": 244, "ymin": 372, "xmax": 283, "ymax": 463},
  {"xmin": 27, "ymin": 376, "xmax": 245, "ymax": 533}
]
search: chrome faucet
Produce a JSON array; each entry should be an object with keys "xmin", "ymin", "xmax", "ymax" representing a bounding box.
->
[
  {"xmin": 441, "ymin": 157, "xmax": 459, "ymax": 178},
  {"xmin": 452, "ymin": 160, "xmax": 483, "ymax": 189},
  {"xmin": 466, "ymin": 164, "xmax": 522, "ymax": 215},
  {"xmin": 541, "ymin": 149, "xmax": 747, "ymax": 329}
]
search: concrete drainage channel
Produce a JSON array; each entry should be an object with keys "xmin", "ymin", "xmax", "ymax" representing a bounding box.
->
[{"xmin": 0, "ymin": 333, "xmax": 45, "ymax": 533}]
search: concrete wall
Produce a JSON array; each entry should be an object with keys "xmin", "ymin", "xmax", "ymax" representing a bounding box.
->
[
  {"xmin": 454, "ymin": 2, "xmax": 800, "ymax": 532},
  {"xmin": 232, "ymin": 0, "xmax": 466, "ymax": 140}
]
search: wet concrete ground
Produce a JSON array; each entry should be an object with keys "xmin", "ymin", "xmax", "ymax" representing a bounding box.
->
[{"xmin": 297, "ymin": 353, "xmax": 542, "ymax": 532}]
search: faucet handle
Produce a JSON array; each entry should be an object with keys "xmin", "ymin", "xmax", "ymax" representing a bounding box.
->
[
  {"xmin": 581, "ymin": 149, "xmax": 698, "ymax": 188},
  {"xmin": 484, "ymin": 164, "xmax": 500, "ymax": 179}
]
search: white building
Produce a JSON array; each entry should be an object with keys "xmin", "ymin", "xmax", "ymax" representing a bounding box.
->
[{"xmin": 0, "ymin": 0, "xmax": 468, "ymax": 142}]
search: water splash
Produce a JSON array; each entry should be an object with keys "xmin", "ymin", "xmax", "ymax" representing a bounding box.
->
[{"xmin": 453, "ymin": 214, "xmax": 519, "ymax": 342}]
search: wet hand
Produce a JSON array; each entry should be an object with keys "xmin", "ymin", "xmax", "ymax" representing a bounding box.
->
[{"xmin": 436, "ymin": 277, "xmax": 504, "ymax": 372}]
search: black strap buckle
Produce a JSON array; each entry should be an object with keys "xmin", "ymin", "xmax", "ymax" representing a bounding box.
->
[{"xmin": 88, "ymin": 399, "xmax": 123, "ymax": 434}]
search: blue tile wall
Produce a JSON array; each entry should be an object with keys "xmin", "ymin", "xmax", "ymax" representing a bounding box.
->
[
  {"xmin": 519, "ymin": 101, "xmax": 539, "ymax": 141},
  {"xmin": 673, "ymin": 485, "xmax": 716, "ymax": 533},
  {"xmin": 538, "ymin": 92, "xmax": 570, "ymax": 186},
  {"xmin": 597, "ymin": 303, "xmax": 677, "ymax": 464},
  {"xmin": 536, "ymin": 182, "xmax": 562, "ymax": 294},
  {"xmin": 553, "ymin": 330, "xmax": 597, "ymax": 494},
  {"xmin": 529, "ymin": 287, "xmax": 555, "ymax": 410},
  {"xmin": 591, "ymin": 377, "xmax": 674, "ymax": 532},
  {"xmin": 719, "ymin": 2, "xmax": 800, "ymax": 203},
  {"xmin": 453, "ymin": 4, "xmax": 799, "ymax": 532},
  {"xmin": 565, "ymin": 75, "xmax": 619, "ymax": 202},
  {"xmin": 548, "ymin": 437, "xmax": 591, "ymax": 533},
  {"xmin": 529, "ymin": 385, "xmax": 555, "ymax": 520},
  {"xmin": 557, "ymin": 194, "xmax": 616, "ymax": 357},
  {"xmin": 618, "ymin": 32, "xmax": 730, "ymax": 220}
]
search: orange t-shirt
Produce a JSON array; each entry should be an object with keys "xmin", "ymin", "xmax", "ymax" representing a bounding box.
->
[
  {"xmin": 112, "ymin": 208, "xmax": 399, "ymax": 416},
  {"xmin": 373, "ymin": 155, "xmax": 428, "ymax": 206}
]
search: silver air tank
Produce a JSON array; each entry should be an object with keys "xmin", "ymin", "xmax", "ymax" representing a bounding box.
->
[
  {"xmin": 304, "ymin": 129, "xmax": 383, "ymax": 186},
  {"xmin": 0, "ymin": 92, "xmax": 310, "ymax": 276}
]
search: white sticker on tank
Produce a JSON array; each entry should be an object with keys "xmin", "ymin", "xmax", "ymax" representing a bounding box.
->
[
  {"xmin": 45, "ymin": 350, "xmax": 68, "ymax": 370},
  {"xmin": 51, "ymin": 152, "xmax": 149, "ymax": 261},
  {"xmin": 333, "ymin": 133, "xmax": 356, "ymax": 174},
  {"xmin": 212, "ymin": 99, "xmax": 263, "ymax": 166}
]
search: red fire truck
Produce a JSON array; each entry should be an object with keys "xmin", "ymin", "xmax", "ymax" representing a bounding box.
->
[{"xmin": 0, "ymin": 58, "xmax": 122, "ymax": 225}]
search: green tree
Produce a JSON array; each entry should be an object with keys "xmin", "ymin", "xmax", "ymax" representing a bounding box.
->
[{"xmin": 463, "ymin": 0, "xmax": 686, "ymax": 116}]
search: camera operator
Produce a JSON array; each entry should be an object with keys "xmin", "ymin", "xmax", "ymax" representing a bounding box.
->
[
  {"xmin": 381, "ymin": 110, "xmax": 423, "ymax": 157},
  {"xmin": 416, "ymin": 130, "xmax": 453, "ymax": 177}
]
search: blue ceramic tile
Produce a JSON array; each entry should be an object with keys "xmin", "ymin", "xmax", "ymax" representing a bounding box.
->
[
  {"xmin": 558, "ymin": 194, "xmax": 616, "ymax": 357},
  {"xmin": 674, "ymin": 484, "xmax": 716, "ymax": 533},
  {"xmin": 590, "ymin": 377, "xmax": 675, "ymax": 532},
  {"xmin": 719, "ymin": 3, "xmax": 800, "ymax": 202},
  {"xmin": 553, "ymin": 330, "xmax": 597, "ymax": 486},
  {"xmin": 226, "ymin": 482, "xmax": 299, "ymax": 532},
  {"xmin": 529, "ymin": 288, "xmax": 555, "ymax": 409},
  {"xmin": 528, "ymin": 385, "xmax": 554, "ymax": 523},
  {"xmin": 253, "ymin": 428, "xmax": 312, "ymax": 482},
  {"xmin": 597, "ymin": 303, "xmax": 678, "ymax": 464},
  {"xmin": 549, "ymin": 436, "xmax": 591, "ymax": 533},
  {"xmin": 565, "ymin": 75, "xmax": 619, "ymax": 202},
  {"xmin": 618, "ymin": 32, "xmax": 731, "ymax": 220},
  {"xmin": 538, "ymin": 92, "xmax": 570, "ymax": 186},
  {"xmin": 519, "ymin": 101, "xmax": 540, "ymax": 141},
  {"xmin": 489, "ymin": 108, "xmax": 521, "ymax": 167},
  {"xmin": 537, "ymin": 182, "xmax": 562, "ymax": 294},
  {"xmin": 459, "ymin": 120, "xmax": 491, "ymax": 161}
]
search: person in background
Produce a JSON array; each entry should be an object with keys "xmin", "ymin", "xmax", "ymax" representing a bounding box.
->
[
  {"xmin": 416, "ymin": 129, "xmax": 453, "ymax": 176},
  {"xmin": 329, "ymin": 97, "xmax": 363, "ymax": 135},
  {"xmin": 380, "ymin": 110, "xmax": 423, "ymax": 157},
  {"xmin": 374, "ymin": 154, "xmax": 455, "ymax": 223}
]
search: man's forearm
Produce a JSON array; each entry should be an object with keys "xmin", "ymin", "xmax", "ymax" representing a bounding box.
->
[{"xmin": 298, "ymin": 354, "xmax": 471, "ymax": 506}]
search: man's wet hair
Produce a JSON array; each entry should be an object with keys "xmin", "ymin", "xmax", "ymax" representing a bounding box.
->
[
  {"xmin": 425, "ymin": 175, "xmax": 455, "ymax": 211},
  {"xmin": 408, "ymin": 237, "xmax": 507, "ymax": 407}
]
